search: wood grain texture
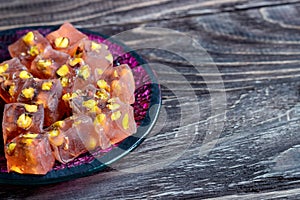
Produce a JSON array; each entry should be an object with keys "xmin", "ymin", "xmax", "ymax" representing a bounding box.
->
[{"xmin": 1, "ymin": 0, "xmax": 300, "ymax": 199}]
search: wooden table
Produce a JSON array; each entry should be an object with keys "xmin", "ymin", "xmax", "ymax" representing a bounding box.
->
[{"xmin": 1, "ymin": 0, "xmax": 300, "ymax": 199}]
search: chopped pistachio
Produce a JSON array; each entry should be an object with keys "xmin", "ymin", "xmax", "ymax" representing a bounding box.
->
[
  {"xmin": 69, "ymin": 58, "xmax": 83, "ymax": 67},
  {"xmin": 0, "ymin": 63, "xmax": 9, "ymax": 74},
  {"xmin": 82, "ymin": 99, "xmax": 97, "ymax": 110},
  {"xmin": 42, "ymin": 81, "xmax": 53, "ymax": 90},
  {"xmin": 96, "ymin": 79, "xmax": 108, "ymax": 90},
  {"xmin": 94, "ymin": 113, "xmax": 106, "ymax": 125},
  {"xmin": 60, "ymin": 76, "xmax": 69, "ymax": 87},
  {"xmin": 62, "ymin": 92, "xmax": 78, "ymax": 101},
  {"xmin": 17, "ymin": 113, "xmax": 32, "ymax": 129},
  {"xmin": 105, "ymin": 54, "xmax": 113, "ymax": 63},
  {"xmin": 7, "ymin": 142, "xmax": 16, "ymax": 155},
  {"xmin": 19, "ymin": 70, "xmax": 32, "ymax": 79},
  {"xmin": 54, "ymin": 37, "xmax": 69, "ymax": 48},
  {"xmin": 56, "ymin": 64, "xmax": 69, "ymax": 76},
  {"xmin": 22, "ymin": 31, "xmax": 34, "ymax": 45},
  {"xmin": 37, "ymin": 59, "xmax": 52, "ymax": 70},
  {"xmin": 8, "ymin": 84, "xmax": 15, "ymax": 97},
  {"xmin": 10, "ymin": 166, "xmax": 23, "ymax": 173},
  {"xmin": 23, "ymin": 133, "xmax": 39, "ymax": 138},
  {"xmin": 111, "ymin": 110, "xmax": 121, "ymax": 121},
  {"xmin": 49, "ymin": 129, "xmax": 60, "ymax": 137},
  {"xmin": 22, "ymin": 87, "xmax": 35, "ymax": 99},
  {"xmin": 122, "ymin": 113, "xmax": 129, "ymax": 130},
  {"xmin": 28, "ymin": 46, "xmax": 39, "ymax": 56},
  {"xmin": 107, "ymin": 103, "xmax": 120, "ymax": 110},
  {"xmin": 24, "ymin": 104, "xmax": 38, "ymax": 113},
  {"xmin": 91, "ymin": 42, "xmax": 102, "ymax": 51},
  {"xmin": 95, "ymin": 89, "xmax": 109, "ymax": 100},
  {"xmin": 78, "ymin": 65, "xmax": 90, "ymax": 80},
  {"xmin": 53, "ymin": 120, "xmax": 64, "ymax": 128}
]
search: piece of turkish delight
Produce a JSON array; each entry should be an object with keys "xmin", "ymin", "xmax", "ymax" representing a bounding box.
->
[
  {"xmin": 46, "ymin": 22, "xmax": 87, "ymax": 54},
  {"xmin": 30, "ymin": 46, "xmax": 70, "ymax": 79},
  {"xmin": 5, "ymin": 132, "xmax": 54, "ymax": 175},
  {"xmin": 95, "ymin": 97, "xmax": 136, "ymax": 144},
  {"xmin": 17, "ymin": 78, "xmax": 63, "ymax": 126},
  {"xmin": 72, "ymin": 39, "xmax": 113, "ymax": 79},
  {"xmin": 47, "ymin": 114, "xmax": 102, "ymax": 163},
  {"xmin": 8, "ymin": 31, "xmax": 50, "ymax": 68},
  {"xmin": 2, "ymin": 103, "xmax": 44, "ymax": 144}
]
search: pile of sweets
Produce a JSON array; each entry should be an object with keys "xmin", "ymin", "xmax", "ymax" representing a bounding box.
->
[{"xmin": 0, "ymin": 23, "xmax": 136, "ymax": 175}]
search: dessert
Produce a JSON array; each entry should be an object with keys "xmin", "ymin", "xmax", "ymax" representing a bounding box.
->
[{"xmin": 0, "ymin": 23, "xmax": 136, "ymax": 174}]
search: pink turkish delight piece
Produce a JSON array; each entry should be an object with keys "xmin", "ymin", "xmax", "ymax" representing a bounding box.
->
[
  {"xmin": 8, "ymin": 31, "xmax": 50, "ymax": 68},
  {"xmin": 5, "ymin": 132, "xmax": 54, "ymax": 175},
  {"xmin": 2, "ymin": 103, "xmax": 44, "ymax": 144}
]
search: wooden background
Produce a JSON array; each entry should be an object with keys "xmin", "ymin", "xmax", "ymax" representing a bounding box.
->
[{"xmin": 1, "ymin": 0, "xmax": 300, "ymax": 199}]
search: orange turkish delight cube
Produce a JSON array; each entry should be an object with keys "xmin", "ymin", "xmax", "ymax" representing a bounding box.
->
[
  {"xmin": 94, "ymin": 97, "xmax": 136, "ymax": 145},
  {"xmin": 2, "ymin": 103, "xmax": 44, "ymax": 144},
  {"xmin": 5, "ymin": 132, "xmax": 55, "ymax": 175},
  {"xmin": 8, "ymin": 31, "xmax": 50, "ymax": 68},
  {"xmin": 72, "ymin": 39, "xmax": 113, "ymax": 79},
  {"xmin": 30, "ymin": 46, "xmax": 70, "ymax": 79},
  {"xmin": 46, "ymin": 22, "xmax": 87, "ymax": 54},
  {"xmin": 17, "ymin": 78, "xmax": 63, "ymax": 126},
  {"xmin": 0, "ymin": 59, "xmax": 33, "ymax": 103}
]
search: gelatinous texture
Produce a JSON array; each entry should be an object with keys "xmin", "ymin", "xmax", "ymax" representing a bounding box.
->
[
  {"xmin": 17, "ymin": 78, "xmax": 63, "ymax": 126},
  {"xmin": 0, "ymin": 58, "xmax": 32, "ymax": 103},
  {"xmin": 5, "ymin": 133, "xmax": 54, "ymax": 175},
  {"xmin": 97, "ymin": 97, "xmax": 137, "ymax": 144},
  {"xmin": 46, "ymin": 22, "xmax": 87, "ymax": 54},
  {"xmin": 8, "ymin": 31, "xmax": 50, "ymax": 68},
  {"xmin": 75, "ymin": 39, "xmax": 113, "ymax": 80},
  {"xmin": 46, "ymin": 114, "xmax": 105, "ymax": 164},
  {"xmin": 30, "ymin": 46, "xmax": 70, "ymax": 79},
  {"xmin": 2, "ymin": 103, "xmax": 44, "ymax": 144},
  {"xmin": 110, "ymin": 64, "xmax": 135, "ymax": 104}
]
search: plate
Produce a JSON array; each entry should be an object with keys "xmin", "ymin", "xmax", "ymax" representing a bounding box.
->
[{"xmin": 0, "ymin": 26, "xmax": 161, "ymax": 185}]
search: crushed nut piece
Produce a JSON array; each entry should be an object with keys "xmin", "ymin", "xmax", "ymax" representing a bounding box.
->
[
  {"xmin": 122, "ymin": 113, "xmax": 129, "ymax": 130},
  {"xmin": 69, "ymin": 58, "xmax": 83, "ymax": 66},
  {"xmin": 105, "ymin": 54, "xmax": 113, "ymax": 63},
  {"xmin": 42, "ymin": 81, "xmax": 53, "ymax": 90},
  {"xmin": 19, "ymin": 71, "xmax": 32, "ymax": 79},
  {"xmin": 22, "ymin": 87, "xmax": 35, "ymax": 99},
  {"xmin": 8, "ymin": 84, "xmax": 15, "ymax": 97},
  {"xmin": 22, "ymin": 31, "xmax": 34, "ymax": 45},
  {"xmin": 56, "ymin": 64, "xmax": 69, "ymax": 77},
  {"xmin": 94, "ymin": 113, "xmax": 106, "ymax": 125},
  {"xmin": 28, "ymin": 46, "xmax": 39, "ymax": 56},
  {"xmin": 78, "ymin": 65, "xmax": 90, "ymax": 80},
  {"xmin": 0, "ymin": 63, "xmax": 9, "ymax": 74},
  {"xmin": 24, "ymin": 104, "xmax": 38, "ymax": 113},
  {"xmin": 111, "ymin": 110, "xmax": 121, "ymax": 121},
  {"xmin": 17, "ymin": 113, "xmax": 32, "ymax": 129},
  {"xmin": 54, "ymin": 37, "xmax": 69, "ymax": 48}
]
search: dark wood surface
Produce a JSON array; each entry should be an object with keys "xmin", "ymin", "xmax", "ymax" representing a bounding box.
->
[{"xmin": 1, "ymin": 0, "xmax": 300, "ymax": 199}]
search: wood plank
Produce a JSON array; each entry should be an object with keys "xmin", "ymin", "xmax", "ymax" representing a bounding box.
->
[{"xmin": 1, "ymin": 1, "xmax": 300, "ymax": 199}]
